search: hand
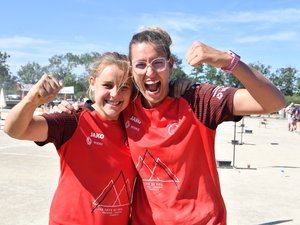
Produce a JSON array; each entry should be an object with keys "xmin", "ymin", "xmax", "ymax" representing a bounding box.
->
[
  {"xmin": 172, "ymin": 78, "xmax": 195, "ymax": 98},
  {"xmin": 185, "ymin": 41, "xmax": 231, "ymax": 68},
  {"xmin": 53, "ymin": 100, "xmax": 80, "ymax": 114},
  {"xmin": 26, "ymin": 74, "xmax": 63, "ymax": 106}
]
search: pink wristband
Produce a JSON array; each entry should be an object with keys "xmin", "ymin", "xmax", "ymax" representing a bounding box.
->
[{"xmin": 221, "ymin": 50, "xmax": 240, "ymax": 73}]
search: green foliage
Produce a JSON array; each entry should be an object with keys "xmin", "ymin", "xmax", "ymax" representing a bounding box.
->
[
  {"xmin": 296, "ymin": 77, "xmax": 300, "ymax": 95},
  {"xmin": 170, "ymin": 54, "xmax": 189, "ymax": 81},
  {"xmin": 2, "ymin": 51, "xmax": 300, "ymax": 100},
  {"xmin": 12, "ymin": 52, "xmax": 102, "ymax": 99},
  {"xmin": 273, "ymin": 67, "xmax": 297, "ymax": 96},
  {"xmin": 190, "ymin": 64, "xmax": 242, "ymax": 88},
  {"xmin": 0, "ymin": 52, "xmax": 18, "ymax": 92},
  {"xmin": 285, "ymin": 95, "xmax": 300, "ymax": 106},
  {"xmin": 17, "ymin": 62, "xmax": 46, "ymax": 84},
  {"xmin": 249, "ymin": 62, "xmax": 272, "ymax": 78}
]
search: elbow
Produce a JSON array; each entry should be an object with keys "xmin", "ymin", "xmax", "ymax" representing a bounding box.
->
[
  {"xmin": 265, "ymin": 95, "xmax": 286, "ymax": 113},
  {"xmin": 3, "ymin": 125, "xmax": 23, "ymax": 140},
  {"xmin": 3, "ymin": 125, "xmax": 10, "ymax": 136},
  {"xmin": 274, "ymin": 95, "xmax": 286, "ymax": 111},
  {"xmin": 278, "ymin": 97, "xmax": 287, "ymax": 111}
]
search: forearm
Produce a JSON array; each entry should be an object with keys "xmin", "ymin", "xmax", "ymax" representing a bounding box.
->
[
  {"xmin": 186, "ymin": 42, "xmax": 286, "ymax": 114},
  {"xmin": 5, "ymin": 74, "xmax": 62, "ymax": 140},
  {"xmin": 4, "ymin": 97, "xmax": 40, "ymax": 139},
  {"xmin": 232, "ymin": 61, "xmax": 286, "ymax": 113}
]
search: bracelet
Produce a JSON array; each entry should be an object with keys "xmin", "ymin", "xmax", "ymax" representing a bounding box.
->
[{"xmin": 221, "ymin": 50, "xmax": 240, "ymax": 73}]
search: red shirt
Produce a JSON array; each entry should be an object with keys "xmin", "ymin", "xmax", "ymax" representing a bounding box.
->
[
  {"xmin": 123, "ymin": 84, "xmax": 241, "ymax": 225},
  {"xmin": 38, "ymin": 109, "xmax": 137, "ymax": 225}
]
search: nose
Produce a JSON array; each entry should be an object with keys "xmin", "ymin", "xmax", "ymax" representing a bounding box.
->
[
  {"xmin": 110, "ymin": 86, "xmax": 119, "ymax": 97},
  {"xmin": 145, "ymin": 64, "xmax": 155, "ymax": 77}
]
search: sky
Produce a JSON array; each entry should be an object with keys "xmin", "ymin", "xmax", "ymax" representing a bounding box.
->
[{"xmin": 1, "ymin": 0, "xmax": 300, "ymax": 76}]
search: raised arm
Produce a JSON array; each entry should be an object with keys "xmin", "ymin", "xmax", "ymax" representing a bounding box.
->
[
  {"xmin": 4, "ymin": 74, "xmax": 63, "ymax": 141},
  {"xmin": 186, "ymin": 41, "xmax": 286, "ymax": 115}
]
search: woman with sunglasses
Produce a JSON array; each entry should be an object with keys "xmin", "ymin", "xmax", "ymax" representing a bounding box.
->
[{"xmin": 123, "ymin": 27, "xmax": 285, "ymax": 225}]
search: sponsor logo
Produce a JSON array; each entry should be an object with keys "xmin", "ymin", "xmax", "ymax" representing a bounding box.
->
[
  {"xmin": 125, "ymin": 121, "xmax": 130, "ymax": 129},
  {"xmin": 130, "ymin": 116, "xmax": 141, "ymax": 124},
  {"xmin": 90, "ymin": 132, "xmax": 105, "ymax": 139},
  {"xmin": 125, "ymin": 119, "xmax": 140, "ymax": 132},
  {"xmin": 167, "ymin": 123, "xmax": 179, "ymax": 135},
  {"xmin": 212, "ymin": 86, "xmax": 229, "ymax": 100},
  {"xmin": 86, "ymin": 131, "xmax": 104, "ymax": 146},
  {"xmin": 86, "ymin": 137, "xmax": 92, "ymax": 145}
]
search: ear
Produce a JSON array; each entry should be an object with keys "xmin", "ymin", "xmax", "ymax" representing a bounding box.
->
[
  {"xmin": 89, "ymin": 76, "xmax": 96, "ymax": 91},
  {"xmin": 168, "ymin": 56, "xmax": 174, "ymax": 70}
]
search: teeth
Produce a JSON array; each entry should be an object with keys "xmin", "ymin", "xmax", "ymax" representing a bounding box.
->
[
  {"xmin": 145, "ymin": 80, "xmax": 159, "ymax": 85},
  {"xmin": 106, "ymin": 100, "xmax": 120, "ymax": 106},
  {"xmin": 145, "ymin": 80, "xmax": 160, "ymax": 93}
]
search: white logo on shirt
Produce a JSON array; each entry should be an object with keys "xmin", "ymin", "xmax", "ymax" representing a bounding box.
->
[
  {"xmin": 212, "ymin": 86, "xmax": 229, "ymax": 100},
  {"xmin": 90, "ymin": 132, "xmax": 105, "ymax": 139},
  {"xmin": 86, "ymin": 132, "xmax": 104, "ymax": 146},
  {"xmin": 136, "ymin": 149, "xmax": 180, "ymax": 192},
  {"xmin": 125, "ymin": 121, "xmax": 130, "ymax": 129},
  {"xmin": 86, "ymin": 137, "xmax": 92, "ymax": 145},
  {"xmin": 125, "ymin": 119, "xmax": 140, "ymax": 132},
  {"xmin": 130, "ymin": 116, "xmax": 141, "ymax": 124},
  {"xmin": 167, "ymin": 123, "xmax": 179, "ymax": 135},
  {"xmin": 92, "ymin": 171, "xmax": 132, "ymax": 216}
]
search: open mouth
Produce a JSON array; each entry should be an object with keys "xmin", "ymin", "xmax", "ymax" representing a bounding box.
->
[
  {"xmin": 145, "ymin": 80, "xmax": 161, "ymax": 94},
  {"xmin": 105, "ymin": 100, "xmax": 122, "ymax": 106}
]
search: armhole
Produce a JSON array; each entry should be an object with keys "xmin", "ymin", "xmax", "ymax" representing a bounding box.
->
[
  {"xmin": 184, "ymin": 84, "xmax": 242, "ymax": 130},
  {"xmin": 36, "ymin": 111, "xmax": 82, "ymax": 149}
]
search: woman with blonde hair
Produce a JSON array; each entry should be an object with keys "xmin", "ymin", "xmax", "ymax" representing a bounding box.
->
[{"xmin": 4, "ymin": 52, "xmax": 137, "ymax": 225}]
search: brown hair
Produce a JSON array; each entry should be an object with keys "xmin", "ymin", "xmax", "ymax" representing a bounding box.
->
[{"xmin": 128, "ymin": 26, "xmax": 172, "ymax": 63}]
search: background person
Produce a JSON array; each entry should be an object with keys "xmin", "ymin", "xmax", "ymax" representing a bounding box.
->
[
  {"xmin": 285, "ymin": 102, "xmax": 297, "ymax": 131},
  {"xmin": 4, "ymin": 52, "xmax": 137, "ymax": 225}
]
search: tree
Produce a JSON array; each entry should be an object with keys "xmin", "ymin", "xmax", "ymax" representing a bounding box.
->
[
  {"xmin": 272, "ymin": 67, "xmax": 297, "ymax": 96},
  {"xmin": 0, "ymin": 52, "xmax": 18, "ymax": 91},
  {"xmin": 203, "ymin": 65, "xmax": 225, "ymax": 86},
  {"xmin": 75, "ymin": 52, "xmax": 102, "ymax": 98},
  {"xmin": 170, "ymin": 54, "xmax": 188, "ymax": 81},
  {"xmin": 17, "ymin": 62, "xmax": 46, "ymax": 84},
  {"xmin": 249, "ymin": 62, "xmax": 272, "ymax": 79},
  {"xmin": 46, "ymin": 54, "xmax": 76, "ymax": 83},
  {"xmin": 296, "ymin": 76, "xmax": 300, "ymax": 95},
  {"xmin": 190, "ymin": 65, "xmax": 205, "ymax": 83},
  {"xmin": 45, "ymin": 52, "xmax": 102, "ymax": 99},
  {"xmin": 79, "ymin": 52, "xmax": 102, "ymax": 74},
  {"xmin": 189, "ymin": 64, "xmax": 241, "ymax": 87}
]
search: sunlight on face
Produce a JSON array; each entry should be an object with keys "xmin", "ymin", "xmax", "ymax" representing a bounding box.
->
[
  {"xmin": 90, "ymin": 65, "xmax": 132, "ymax": 121},
  {"xmin": 131, "ymin": 43, "xmax": 171, "ymax": 109}
]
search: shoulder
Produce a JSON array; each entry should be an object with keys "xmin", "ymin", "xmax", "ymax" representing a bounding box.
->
[{"xmin": 182, "ymin": 84, "xmax": 237, "ymax": 105}]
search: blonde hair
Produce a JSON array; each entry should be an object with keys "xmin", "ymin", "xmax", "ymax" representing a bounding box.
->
[{"xmin": 88, "ymin": 52, "xmax": 131, "ymax": 100}]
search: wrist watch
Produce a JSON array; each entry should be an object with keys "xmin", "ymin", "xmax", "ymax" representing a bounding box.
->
[{"xmin": 221, "ymin": 50, "xmax": 240, "ymax": 73}]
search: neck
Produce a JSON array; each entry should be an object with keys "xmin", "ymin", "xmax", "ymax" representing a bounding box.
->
[{"xmin": 141, "ymin": 96, "xmax": 166, "ymax": 109}]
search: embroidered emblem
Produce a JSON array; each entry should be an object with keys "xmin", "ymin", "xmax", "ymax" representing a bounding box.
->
[
  {"xmin": 86, "ymin": 137, "xmax": 92, "ymax": 145},
  {"xmin": 167, "ymin": 123, "xmax": 179, "ymax": 135}
]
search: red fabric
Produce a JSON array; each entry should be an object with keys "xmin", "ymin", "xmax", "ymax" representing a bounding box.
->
[
  {"xmin": 123, "ymin": 84, "xmax": 240, "ymax": 225},
  {"xmin": 39, "ymin": 110, "xmax": 136, "ymax": 225}
]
